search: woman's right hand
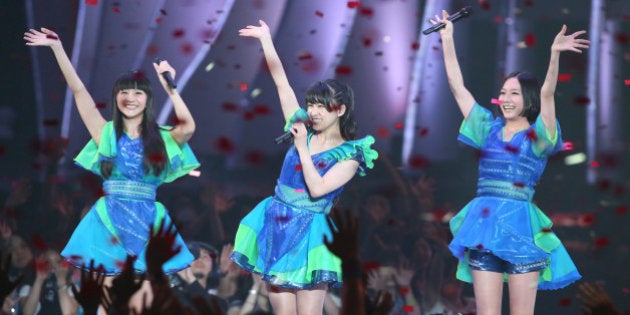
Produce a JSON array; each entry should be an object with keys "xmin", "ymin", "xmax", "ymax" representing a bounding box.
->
[
  {"xmin": 238, "ymin": 20, "xmax": 271, "ymax": 40},
  {"xmin": 429, "ymin": 10, "xmax": 454, "ymax": 37},
  {"xmin": 24, "ymin": 27, "xmax": 62, "ymax": 48}
]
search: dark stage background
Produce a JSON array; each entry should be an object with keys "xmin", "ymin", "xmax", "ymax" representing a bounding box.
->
[{"xmin": 1, "ymin": 0, "xmax": 629, "ymax": 314}]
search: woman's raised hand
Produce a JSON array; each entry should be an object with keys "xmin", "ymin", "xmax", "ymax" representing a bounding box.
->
[
  {"xmin": 24, "ymin": 27, "xmax": 62, "ymax": 47},
  {"xmin": 551, "ymin": 25, "xmax": 590, "ymax": 54},
  {"xmin": 429, "ymin": 10, "xmax": 453, "ymax": 37},
  {"xmin": 238, "ymin": 20, "xmax": 271, "ymax": 39}
]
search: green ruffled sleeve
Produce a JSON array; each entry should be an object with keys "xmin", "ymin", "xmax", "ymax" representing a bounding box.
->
[
  {"xmin": 458, "ymin": 103, "xmax": 497, "ymax": 149},
  {"xmin": 74, "ymin": 121, "xmax": 117, "ymax": 176},
  {"xmin": 326, "ymin": 135, "xmax": 378, "ymax": 176},
  {"xmin": 159, "ymin": 127, "xmax": 200, "ymax": 183},
  {"xmin": 283, "ymin": 108, "xmax": 309, "ymax": 132}
]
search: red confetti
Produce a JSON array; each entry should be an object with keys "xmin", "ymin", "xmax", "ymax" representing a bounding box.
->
[
  {"xmin": 590, "ymin": 160, "xmax": 600, "ymax": 168},
  {"xmin": 541, "ymin": 227, "xmax": 552, "ymax": 233},
  {"xmin": 398, "ymin": 286, "xmax": 410, "ymax": 295},
  {"xmin": 215, "ymin": 136, "xmax": 235, "ymax": 154},
  {"xmin": 239, "ymin": 82, "xmax": 248, "ymax": 91},
  {"xmin": 295, "ymin": 164, "xmax": 302, "ymax": 171},
  {"xmin": 615, "ymin": 205, "xmax": 628, "ymax": 215},
  {"xmin": 45, "ymin": 33, "xmax": 59, "ymax": 40},
  {"xmin": 402, "ymin": 305, "xmax": 414, "ymax": 312},
  {"xmin": 376, "ymin": 127, "xmax": 389, "ymax": 138},
  {"xmin": 625, "ymin": 79, "xmax": 630, "ymax": 85},
  {"xmin": 359, "ymin": 7, "xmax": 374, "ymax": 18},
  {"xmin": 275, "ymin": 215, "xmax": 290, "ymax": 223},
  {"xmin": 479, "ymin": 0, "xmax": 491, "ymax": 10},
  {"xmin": 513, "ymin": 182, "xmax": 525, "ymax": 188},
  {"xmin": 347, "ymin": 1, "xmax": 360, "ymax": 8},
  {"xmin": 563, "ymin": 141, "xmax": 573, "ymax": 151},
  {"xmin": 558, "ymin": 297, "xmax": 572, "ymax": 307},
  {"xmin": 614, "ymin": 32, "xmax": 629, "ymax": 45},
  {"xmin": 245, "ymin": 150, "xmax": 265, "ymax": 165},
  {"xmin": 252, "ymin": 104, "xmax": 270, "ymax": 115},
  {"xmin": 573, "ymin": 96, "xmax": 590, "ymax": 106},
  {"xmin": 504, "ymin": 144, "xmax": 519, "ymax": 154},
  {"xmin": 493, "ymin": 16, "xmax": 504, "ymax": 23},
  {"xmin": 317, "ymin": 161, "xmax": 327, "ymax": 169},
  {"xmin": 180, "ymin": 43, "xmax": 193, "ymax": 54},
  {"xmin": 475, "ymin": 244, "xmax": 484, "ymax": 250},
  {"xmin": 524, "ymin": 33, "xmax": 536, "ymax": 47},
  {"xmin": 315, "ymin": 10, "xmax": 324, "ymax": 18},
  {"xmin": 110, "ymin": 236, "xmax": 119, "ymax": 245},
  {"xmin": 85, "ymin": 0, "xmax": 98, "ymax": 5},
  {"xmin": 362, "ymin": 37, "xmax": 372, "ymax": 47},
  {"xmin": 558, "ymin": 73, "xmax": 572, "ymax": 82},
  {"xmin": 172, "ymin": 29, "xmax": 185, "ymax": 38},
  {"xmin": 524, "ymin": 0, "xmax": 534, "ymax": 7},
  {"xmin": 491, "ymin": 98, "xmax": 502, "ymax": 105},
  {"xmin": 160, "ymin": 9, "xmax": 167, "ymax": 15},
  {"xmin": 115, "ymin": 260, "xmax": 126, "ymax": 270},
  {"xmin": 408, "ymin": 155, "xmax": 428, "ymax": 169},
  {"xmin": 593, "ymin": 236, "xmax": 609, "ymax": 248},
  {"xmin": 418, "ymin": 127, "xmax": 429, "ymax": 136},
  {"xmin": 411, "ymin": 41, "xmax": 419, "ymax": 50},
  {"xmin": 32, "ymin": 234, "xmax": 47, "ymax": 251},
  {"xmin": 243, "ymin": 111, "xmax": 255, "ymax": 121},
  {"xmin": 394, "ymin": 122, "xmax": 403, "ymax": 129},
  {"xmin": 298, "ymin": 52, "xmax": 313, "ymax": 60},
  {"xmin": 580, "ymin": 213, "xmax": 595, "ymax": 226},
  {"xmin": 221, "ymin": 102, "xmax": 239, "ymax": 112},
  {"xmin": 35, "ymin": 257, "xmax": 51, "ymax": 274},
  {"xmin": 112, "ymin": 6, "xmax": 120, "ymax": 13},
  {"xmin": 96, "ymin": 102, "xmax": 107, "ymax": 109},
  {"xmin": 335, "ymin": 65, "xmax": 353, "ymax": 76},
  {"xmin": 481, "ymin": 208, "xmax": 490, "ymax": 218},
  {"xmin": 361, "ymin": 261, "xmax": 380, "ymax": 271}
]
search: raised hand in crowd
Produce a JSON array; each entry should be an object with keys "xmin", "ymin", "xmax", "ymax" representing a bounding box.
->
[
  {"xmin": 146, "ymin": 218, "xmax": 181, "ymax": 283},
  {"xmin": 71, "ymin": 259, "xmax": 106, "ymax": 315},
  {"xmin": 103, "ymin": 254, "xmax": 145, "ymax": 314},
  {"xmin": 576, "ymin": 282, "xmax": 621, "ymax": 315},
  {"xmin": 369, "ymin": 289, "xmax": 394, "ymax": 315}
]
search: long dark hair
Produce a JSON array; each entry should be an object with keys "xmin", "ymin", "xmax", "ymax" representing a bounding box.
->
[
  {"xmin": 498, "ymin": 71, "xmax": 540, "ymax": 124},
  {"xmin": 101, "ymin": 71, "xmax": 167, "ymax": 178},
  {"xmin": 304, "ymin": 79, "xmax": 357, "ymax": 140}
]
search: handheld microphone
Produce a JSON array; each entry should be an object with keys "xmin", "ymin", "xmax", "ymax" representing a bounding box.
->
[
  {"xmin": 422, "ymin": 6, "xmax": 472, "ymax": 35},
  {"xmin": 274, "ymin": 119, "xmax": 312, "ymax": 144},
  {"xmin": 153, "ymin": 58, "xmax": 177, "ymax": 89}
]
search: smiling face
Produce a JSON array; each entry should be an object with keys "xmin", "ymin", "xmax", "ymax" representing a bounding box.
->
[
  {"xmin": 116, "ymin": 88, "xmax": 147, "ymax": 120},
  {"xmin": 499, "ymin": 77, "xmax": 525, "ymax": 121},
  {"xmin": 306, "ymin": 102, "xmax": 345, "ymax": 133}
]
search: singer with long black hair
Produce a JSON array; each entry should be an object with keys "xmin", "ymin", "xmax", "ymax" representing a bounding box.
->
[
  {"xmin": 24, "ymin": 27, "xmax": 200, "ymax": 311},
  {"xmin": 230, "ymin": 20, "xmax": 378, "ymax": 315},
  {"xmin": 429, "ymin": 10, "xmax": 588, "ymax": 315}
]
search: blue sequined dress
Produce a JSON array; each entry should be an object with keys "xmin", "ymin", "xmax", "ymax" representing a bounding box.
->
[
  {"xmin": 231, "ymin": 109, "xmax": 378, "ymax": 289},
  {"xmin": 61, "ymin": 122, "xmax": 200, "ymax": 275},
  {"xmin": 449, "ymin": 103, "xmax": 581, "ymax": 290}
]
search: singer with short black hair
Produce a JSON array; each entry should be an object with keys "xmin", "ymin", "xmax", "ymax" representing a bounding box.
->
[
  {"xmin": 24, "ymin": 27, "xmax": 200, "ymax": 312},
  {"xmin": 230, "ymin": 20, "xmax": 378, "ymax": 315},
  {"xmin": 429, "ymin": 9, "xmax": 589, "ymax": 315}
]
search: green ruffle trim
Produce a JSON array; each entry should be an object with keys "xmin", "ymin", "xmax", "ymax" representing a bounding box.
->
[
  {"xmin": 324, "ymin": 135, "xmax": 378, "ymax": 177},
  {"xmin": 74, "ymin": 121, "xmax": 200, "ymax": 183},
  {"xmin": 283, "ymin": 108, "xmax": 309, "ymax": 132}
]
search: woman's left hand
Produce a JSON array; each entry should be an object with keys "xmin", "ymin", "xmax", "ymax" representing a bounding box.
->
[{"xmin": 551, "ymin": 25, "xmax": 590, "ymax": 53}]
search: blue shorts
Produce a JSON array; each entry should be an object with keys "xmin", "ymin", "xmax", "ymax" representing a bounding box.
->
[{"xmin": 468, "ymin": 250, "xmax": 548, "ymax": 274}]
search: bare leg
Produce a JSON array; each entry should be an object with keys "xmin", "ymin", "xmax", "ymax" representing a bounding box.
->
[
  {"xmin": 507, "ymin": 271, "xmax": 539, "ymax": 315},
  {"xmin": 296, "ymin": 283, "xmax": 328, "ymax": 315},
  {"xmin": 268, "ymin": 285, "xmax": 297, "ymax": 315},
  {"xmin": 472, "ymin": 270, "xmax": 504, "ymax": 315}
]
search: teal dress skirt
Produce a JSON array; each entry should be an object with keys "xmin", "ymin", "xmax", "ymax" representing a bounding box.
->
[
  {"xmin": 449, "ymin": 103, "xmax": 581, "ymax": 290},
  {"xmin": 61, "ymin": 122, "xmax": 200, "ymax": 275},
  {"xmin": 231, "ymin": 109, "xmax": 378, "ymax": 289}
]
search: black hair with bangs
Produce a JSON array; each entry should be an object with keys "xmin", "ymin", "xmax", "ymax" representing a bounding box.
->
[{"xmin": 304, "ymin": 79, "xmax": 357, "ymax": 140}]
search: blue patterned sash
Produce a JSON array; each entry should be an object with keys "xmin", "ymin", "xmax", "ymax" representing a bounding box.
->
[{"xmin": 103, "ymin": 180, "xmax": 157, "ymax": 201}]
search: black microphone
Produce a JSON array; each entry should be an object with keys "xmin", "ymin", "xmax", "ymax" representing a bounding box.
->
[
  {"xmin": 153, "ymin": 58, "xmax": 177, "ymax": 89},
  {"xmin": 274, "ymin": 120, "xmax": 312, "ymax": 144},
  {"xmin": 422, "ymin": 6, "xmax": 472, "ymax": 35},
  {"xmin": 274, "ymin": 131, "xmax": 293, "ymax": 144}
]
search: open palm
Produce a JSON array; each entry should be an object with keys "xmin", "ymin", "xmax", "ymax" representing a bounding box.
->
[
  {"xmin": 238, "ymin": 20, "xmax": 270, "ymax": 39},
  {"xmin": 552, "ymin": 24, "xmax": 590, "ymax": 53},
  {"xmin": 24, "ymin": 27, "xmax": 61, "ymax": 47}
]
